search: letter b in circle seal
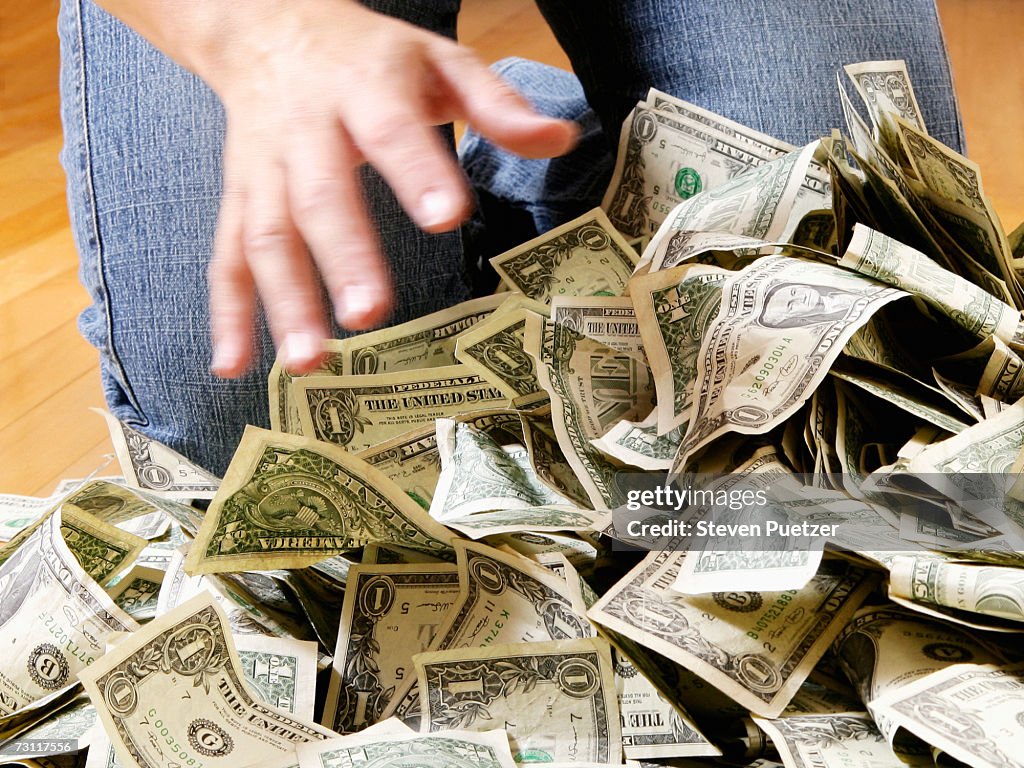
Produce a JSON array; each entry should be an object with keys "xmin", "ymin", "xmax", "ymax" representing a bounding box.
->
[{"xmin": 27, "ymin": 643, "xmax": 69, "ymax": 690}]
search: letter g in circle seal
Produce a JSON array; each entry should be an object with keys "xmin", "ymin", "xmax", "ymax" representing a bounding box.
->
[{"xmin": 189, "ymin": 719, "xmax": 235, "ymax": 757}]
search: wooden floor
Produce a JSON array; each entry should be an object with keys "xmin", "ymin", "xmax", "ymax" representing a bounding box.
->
[{"xmin": 0, "ymin": 0, "xmax": 1021, "ymax": 495}]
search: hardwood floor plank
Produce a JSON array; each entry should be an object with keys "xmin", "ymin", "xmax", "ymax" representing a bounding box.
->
[
  {"xmin": 0, "ymin": 227, "xmax": 77, "ymax": 306},
  {"xmin": 460, "ymin": 1, "xmax": 570, "ymax": 69},
  {"xmin": 936, "ymin": 0, "xmax": 1024, "ymax": 227},
  {"xmin": 31, "ymin": 437, "xmax": 117, "ymax": 498},
  {"xmin": 0, "ymin": 369, "xmax": 108, "ymax": 494},
  {"xmin": 0, "ymin": 265, "xmax": 89, "ymax": 359},
  {"xmin": 0, "ymin": 61, "xmax": 61, "ymax": 153},
  {"xmin": 0, "ymin": 136, "xmax": 67, "ymax": 217},
  {"xmin": 0, "ymin": 315, "xmax": 98, "ymax": 431},
  {"xmin": 0, "ymin": 197, "xmax": 70, "ymax": 261}
]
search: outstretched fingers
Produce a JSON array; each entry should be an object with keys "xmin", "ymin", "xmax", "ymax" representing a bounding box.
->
[
  {"xmin": 343, "ymin": 70, "xmax": 472, "ymax": 235},
  {"xmin": 240, "ymin": 141, "xmax": 331, "ymax": 374},
  {"xmin": 206, "ymin": 10, "xmax": 579, "ymax": 380},
  {"xmin": 430, "ymin": 42, "xmax": 578, "ymax": 159},
  {"xmin": 286, "ymin": 116, "xmax": 393, "ymax": 331},
  {"xmin": 209, "ymin": 143, "xmax": 257, "ymax": 378}
]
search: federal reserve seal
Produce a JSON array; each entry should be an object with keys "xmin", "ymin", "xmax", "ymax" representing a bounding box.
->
[
  {"xmin": 27, "ymin": 643, "xmax": 69, "ymax": 690},
  {"xmin": 188, "ymin": 719, "xmax": 234, "ymax": 757},
  {"xmin": 713, "ymin": 591, "xmax": 763, "ymax": 613}
]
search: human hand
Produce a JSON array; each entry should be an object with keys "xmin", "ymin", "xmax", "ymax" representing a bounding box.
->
[{"xmin": 97, "ymin": 0, "xmax": 577, "ymax": 376}]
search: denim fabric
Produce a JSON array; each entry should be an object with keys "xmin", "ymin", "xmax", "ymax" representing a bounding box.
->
[
  {"xmin": 533, "ymin": 0, "xmax": 965, "ymax": 152},
  {"xmin": 60, "ymin": 0, "xmax": 964, "ymax": 474},
  {"xmin": 59, "ymin": 0, "xmax": 468, "ymax": 474},
  {"xmin": 460, "ymin": 59, "xmax": 614, "ymax": 282},
  {"xmin": 463, "ymin": 0, "xmax": 965, "ymax": 240}
]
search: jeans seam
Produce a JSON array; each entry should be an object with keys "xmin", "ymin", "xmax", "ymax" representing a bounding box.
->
[
  {"xmin": 929, "ymin": 0, "xmax": 968, "ymax": 156},
  {"xmin": 70, "ymin": 0, "xmax": 146, "ymax": 422}
]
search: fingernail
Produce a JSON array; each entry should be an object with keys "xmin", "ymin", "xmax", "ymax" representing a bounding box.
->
[
  {"xmin": 418, "ymin": 189, "xmax": 457, "ymax": 229},
  {"xmin": 282, "ymin": 331, "xmax": 322, "ymax": 369},
  {"xmin": 340, "ymin": 285, "xmax": 377, "ymax": 325},
  {"xmin": 211, "ymin": 340, "xmax": 242, "ymax": 376}
]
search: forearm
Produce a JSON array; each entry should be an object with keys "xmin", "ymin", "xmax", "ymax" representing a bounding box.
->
[
  {"xmin": 95, "ymin": 0, "xmax": 227, "ymax": 72},
  {"xmin": 90, "ymin": 0, "xmax": 359, "ymax": 95}
]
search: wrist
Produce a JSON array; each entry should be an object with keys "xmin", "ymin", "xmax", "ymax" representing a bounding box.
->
[{"xmin": 91, "ymin": 0, "xmax": 360, "ymax": 97}]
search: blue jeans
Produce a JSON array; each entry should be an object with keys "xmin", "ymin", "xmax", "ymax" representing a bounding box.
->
[{"xmin": 59, "ymin": 0, "xmax": 964, "ymax": 475}]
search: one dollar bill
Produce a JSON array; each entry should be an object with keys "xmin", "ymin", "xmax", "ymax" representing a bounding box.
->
[{"xmin": 184, "ymin": 427, "xmax": 454, "ymax": 575}]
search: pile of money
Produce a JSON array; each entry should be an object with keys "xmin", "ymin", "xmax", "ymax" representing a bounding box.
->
[{"xmin": 4, "ymin": 60, "xmax": 1024, "ymax": 768}]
